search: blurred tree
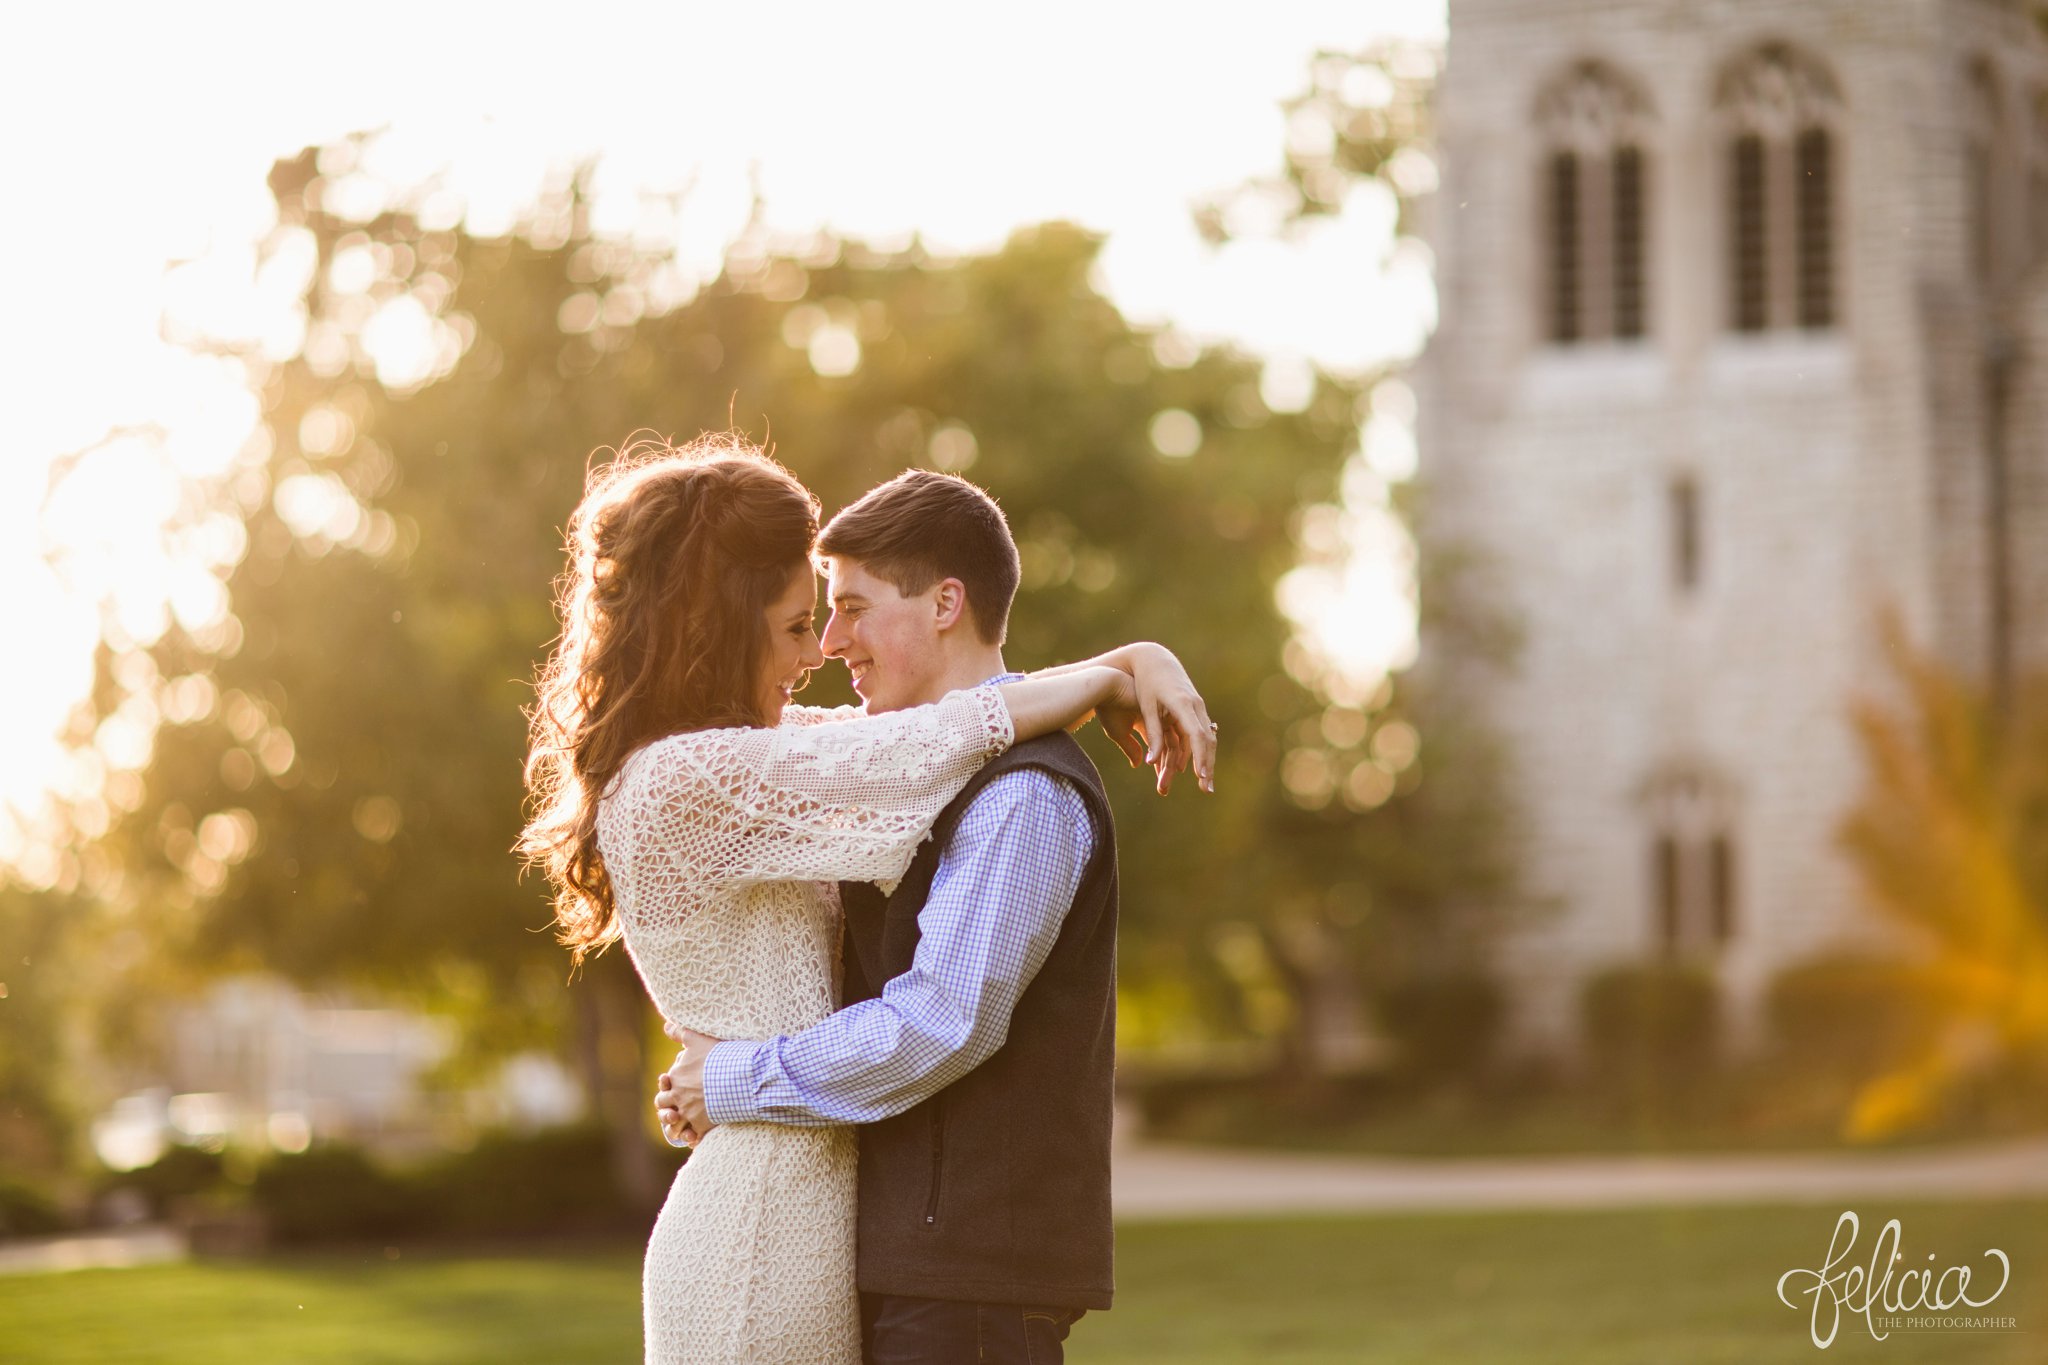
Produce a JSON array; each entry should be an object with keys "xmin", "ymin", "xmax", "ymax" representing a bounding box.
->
[
  {"xmin": 0, "ymin": 888, "xmax": 90, "ymax": 1180},
  {"xmin": 1192, "ymin": 36, "xmax": 1527, "ymax": 1077},
  {"xmin": 1195, "ymin": 39, "xmax": 1437, "ymax": 242},
  {"xmin": 67, "ymin": 113, "xmax": 1516, "ymax": 1198},
  {"xmin": 1835, "ymin": 613, "xmax": 2048, "ymax": 1140}
]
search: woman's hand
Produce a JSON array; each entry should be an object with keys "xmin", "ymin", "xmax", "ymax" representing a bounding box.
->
[
  {"xmin": 1095, "ymin": 643, "xmax": 1215, "ymax": 795},
  {"xmin": 1002, "ymin": 647, "xmax": 1216, "ymax": 793}
]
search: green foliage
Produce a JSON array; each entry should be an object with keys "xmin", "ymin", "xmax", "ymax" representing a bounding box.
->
[
  {"xmin": 211, "ymin": 1126, "xmax": 663, "ymax": 1243},
  {"xmin": 0, "ymin": 888, "xmax": 96, "ymax": 1180},
  {"xmin": 1377, "ymin": 970, "xmax": 1505, "ymax": 1082},
  {"xmin": 1196, "ymin": 41, "xmax": 1437, "ymax": 241},
  {"xmin": 420, "ymin": 1123, "xmax": 654, "ymax": 1237},
  {"xmin": 1763, "ymin": 952, "xmax": 1941, "ymax": 1080},
  {"xmin": 250, "ymin": 1146, "xmax": 419, "ymax": 1244},
  {"xmin": 0, "ymin": 1179, "xmax": 69, "ymax": 1238},
  {"xmin": 1185, "ymin": 36, "xmax": 1525, "ymax": 1062},
  {"xmin": 75, "ymin": 137, "xmax": 1507, "ymax": 1048},
  {"xmin": 48, "ymin": 99, "xmax": 1516, "ymax": 1192},
  {"xmin": 1579, "ymin": 961, "xmax": 1721, "ymax": 1113},
  {"xmin": 101, "ymin": 1145, "xmax": 228, "ymax": 1219},
  {"xmin": 110, "ymin": 159, "xmax": 1320, "ymax": 984}
]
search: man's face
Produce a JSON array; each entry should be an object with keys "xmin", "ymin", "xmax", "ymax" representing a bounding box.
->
[{"xmin": 820, "ymin": 557, "xmax": 947, "ymax": 713}]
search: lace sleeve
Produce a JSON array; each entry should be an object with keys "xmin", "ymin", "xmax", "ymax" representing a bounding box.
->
[
  {"xmin": 608, "ymin": 683, "xmax": 1013, "ymax": 897},
  {"xmin": 780, "ymin": 701, "xmax": 866, "ymax": 728}
]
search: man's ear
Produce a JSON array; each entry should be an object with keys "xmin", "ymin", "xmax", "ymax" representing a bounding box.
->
[{"xmin": 931, "ymin": 578, "xmax": 970, "ymax": 634}]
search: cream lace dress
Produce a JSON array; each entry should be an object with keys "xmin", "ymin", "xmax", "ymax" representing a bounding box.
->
[{"xmin": 595, "ymin": 684, "xmax": 1015, "ymax": 1365}]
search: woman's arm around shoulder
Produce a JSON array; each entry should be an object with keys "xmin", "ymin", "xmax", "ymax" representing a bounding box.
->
[{"xmin": 609, "ymin": 685, "xmax": 1014, "ymax": 888}]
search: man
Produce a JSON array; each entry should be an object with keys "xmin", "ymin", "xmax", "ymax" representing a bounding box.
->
[{"xmin": 656, "ymin": 469, "xmax": 1207, "ymax": 1364}]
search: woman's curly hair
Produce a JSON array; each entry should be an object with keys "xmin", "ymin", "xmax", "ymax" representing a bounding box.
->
[{"xmin": 520, "ymin": 432, "xmax": 820, "ymax": 961}]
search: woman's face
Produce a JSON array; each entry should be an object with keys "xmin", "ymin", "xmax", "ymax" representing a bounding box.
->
[{"xmin": 759, "ymin": 562, "xmax": 826, "ymax": 725}]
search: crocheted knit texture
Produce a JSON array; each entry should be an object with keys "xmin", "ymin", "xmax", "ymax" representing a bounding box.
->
[{"xmin": 596, "ymin": 684, "xmax": 1014, "ymax": 1365}]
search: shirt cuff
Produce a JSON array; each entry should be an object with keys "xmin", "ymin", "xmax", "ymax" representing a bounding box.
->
[{"xmin": 703, "ymin": 1039, "xmax": 766, "ymax": 1126}]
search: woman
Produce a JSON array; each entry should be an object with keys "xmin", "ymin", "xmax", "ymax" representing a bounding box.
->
[{"xmin": 519, "ymin": 434, "xmax": 1210, "ymax": 1364}]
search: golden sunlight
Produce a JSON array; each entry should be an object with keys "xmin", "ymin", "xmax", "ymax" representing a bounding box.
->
[{"xmin": 1, "ymin": 1, "xmax": 1443, "ymax": 863}]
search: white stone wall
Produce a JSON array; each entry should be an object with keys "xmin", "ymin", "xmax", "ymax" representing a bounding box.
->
[{"xmin": 1419, "ymin": 0, "xmax": 2048, "ymax": 1063}]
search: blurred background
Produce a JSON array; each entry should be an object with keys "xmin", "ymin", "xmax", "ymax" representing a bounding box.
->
[{"xmin": 4, "ymin": 1, "xmax": 2048, "ymax": 1361}]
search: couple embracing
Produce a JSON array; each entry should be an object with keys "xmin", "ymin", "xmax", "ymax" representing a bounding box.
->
[{"xmin": 520, "ymin": 432, "xmax": 1216, "ymax": 1364}]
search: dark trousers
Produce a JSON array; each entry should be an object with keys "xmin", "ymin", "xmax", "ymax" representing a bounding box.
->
[{"xmin": 859, "ymin": 1291, "xmax": 1085, "ymax": 1365}]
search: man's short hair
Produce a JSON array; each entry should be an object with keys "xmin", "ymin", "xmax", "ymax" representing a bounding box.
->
[{"xmin": 816, "ymin": 469, "xmax": 1022, "ymax": 645}]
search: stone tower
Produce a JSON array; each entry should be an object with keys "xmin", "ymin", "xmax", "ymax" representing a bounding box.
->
[{"xmin": 1417, "ymin": 0, "xmax": 2048, "ymax": 1061}]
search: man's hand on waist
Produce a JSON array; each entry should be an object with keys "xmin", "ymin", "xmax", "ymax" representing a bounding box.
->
[{"xmin": 653, "ymin": 1023, "xmax": 725, "ymax": 1147}]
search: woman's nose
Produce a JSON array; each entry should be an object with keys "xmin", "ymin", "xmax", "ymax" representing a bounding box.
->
[{"xmin": 802, "ymin": 634, "xmax": 826, "ymax": 669}]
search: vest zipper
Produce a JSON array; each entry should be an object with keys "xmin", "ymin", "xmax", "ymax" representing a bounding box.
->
[{"xmin": 922, "ymin": 1095, "xmax": 945, "ymax": 1226}]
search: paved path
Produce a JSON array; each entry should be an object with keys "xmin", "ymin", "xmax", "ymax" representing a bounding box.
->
[
  {"xmin": 1110, "ymin": 1133, "xmax": 2048, "ymax": 1221},
  {"xmin": 0, "ymin": 1226, "xmax": 186, "ymax": 1275}
]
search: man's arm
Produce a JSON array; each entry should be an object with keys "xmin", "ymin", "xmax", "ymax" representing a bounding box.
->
[{"xmin": 678, "ymin": 767, "xmax": 1095, "ymax": 1129}]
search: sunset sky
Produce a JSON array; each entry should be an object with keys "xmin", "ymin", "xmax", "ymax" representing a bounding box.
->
[{"xmin": 0, "ymin": 1, "xmax": 1444, "ymax": 869}]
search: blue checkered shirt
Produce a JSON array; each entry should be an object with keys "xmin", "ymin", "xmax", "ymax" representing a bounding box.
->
[{"xmin": 702, "ymin": 674, "xmax": 1095, "ymax": 1127}]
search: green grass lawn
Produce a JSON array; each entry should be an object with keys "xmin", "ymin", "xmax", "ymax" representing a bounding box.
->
[{"xmin": 3, "ymin": 1201, "xmax": 2044, "ymax": 1363}]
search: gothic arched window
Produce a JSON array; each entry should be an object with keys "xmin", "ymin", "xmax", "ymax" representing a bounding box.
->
[
  {"xmin": 1963, "ymin": 58, "xmax": 2037, "ymax": 289},
  {"xmin": 1637, "ymin": 764, "xmax": 1740, "ymax": 958},
  {"xmin": 1714, "ymin": 44, "xmax": 1843, "ymax": 332},
  {"xmin": 1669, "ymin": 473, "xmax": 1701, "ymax": 592},
  {"xmin": 1967, "ymin": 62, "xmax": 2000, "ymax": 283},
  {"xmin": 2032, "ymin": 90, "xmax": 2048, "ymax": 265},
  {"xmin": 1535, "ymin": 61, "xmax": 1655, "ymax": 345}
]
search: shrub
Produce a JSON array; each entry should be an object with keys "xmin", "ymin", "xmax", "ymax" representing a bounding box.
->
[
  {"xmin": 99, "ymin": 1145, "xmax": 228, "ymax": 1220},
  {"xmin": 251, "ymin": 1145, "xmax": 421, "ymax": 1244},
  {"xmin": 1764, "ymin": 952, "xmax": 1941, "ymax": 1079},
  {"xmin": 1378, "ymin": 971, "xmax": 1506, "ymax": 1083},
  {"xmin": 243, "ymin": 1126, "xmax": 669, "ymax": 1244},
  {"xmin": 0, "ymin": 1180, "xmax": 70, "ymax": 1238},
  {"xmin": 1579, "ymin": 961, "xmax": 1721, "ymax": 1111},
  {"xmin": 423, "ymin": 1123, "xmax": 646, "ymax": 1236}
]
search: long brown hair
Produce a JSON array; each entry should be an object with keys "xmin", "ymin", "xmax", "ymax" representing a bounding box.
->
[{"xmin": 520, "ymin": 432, "xmax": 821, "ymax": 961}]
